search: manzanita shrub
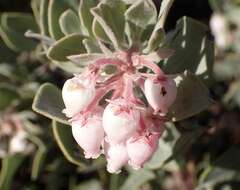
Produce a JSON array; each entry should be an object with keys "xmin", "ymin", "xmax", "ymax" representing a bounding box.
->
[
  {"xmin": 26, "ymin": 0, "xmax": 213, "ymax": 174},
  {"xmin": 9, "ymin": 0, "xmax": 240, "ymax": 189}
]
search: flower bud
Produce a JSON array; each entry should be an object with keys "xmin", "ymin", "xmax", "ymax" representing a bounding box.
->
[
  {"xmin": 127, "ymin": 134, "xmax": 159, "ymax": 169},
  {"xmin": 104, "ymin": 142, "xmax": 129, "ymax": 173},
  {"xmin": 71, "ymin": 115, "xmax": 104, "ymax": 159},
  {"xmin": 144, "ymin": 77, "xmax": 177, "ymax": 114},
  {"xmin": 62, "ymin": 75, "xmax": 96, "ymax": 117},
  {"xmin": 102, "ymin": 98, "xmax": 140, "ymax": 144}
]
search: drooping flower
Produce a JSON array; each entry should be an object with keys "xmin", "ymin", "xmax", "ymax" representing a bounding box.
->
[
  {"xmin": 144, "ymin": 76, "xmax": 177, "ymax": 114},
  {"xmin": 104, "ymin": 142, "xmax": 129, "ymax": 173},
  {"xmin": 71, "ymin": 113, "xmax": 104, "ymax": 159},
  {"xmin": 127, "ymin": 133, "xmax": 160, "ymax": 169},
  {"xmin": 62, "ymin": 73, "xmax": 96, "ymax": 117},
  {"xmin": 102, "ymin": 98, "xmax": 140, "ymax": 144}
]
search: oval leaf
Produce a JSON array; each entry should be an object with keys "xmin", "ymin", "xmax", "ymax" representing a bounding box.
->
[
  {"xmin": 59, "ymin": 9, "xmax": 82, "ymax": 35},
  {"xmin": 32, "ymin": 83, "xmax": 68, "ymax": 124},
  {"xmin": 168, "ymin": 71, "xmax": 211, "ymax": 122},
  {"xmin": 52, "ymin": 121, "xmax": 87, "ymax": 167},
  {"xmin": 47, "ymin": 33, "xmax": 86, "ymax": 62},
  {"xmin": 0, "ymin": 13, "xmax": 39, "ymax": 51}
]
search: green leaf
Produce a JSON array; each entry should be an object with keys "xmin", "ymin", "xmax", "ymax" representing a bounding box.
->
[
  {"xmin": 59, "ymin": 9, "xmax": 82, "ymax": 35},
  {"xmin": 0, "ymin": 85, "xmax": 19, "ymax": 111},
  {"xmin": 146, "ymin": 123, "xmax": 203, "ymax": 170},
  {"xmin": 31, "ymin": 0, "xmax": 41, "ymax": 25},
  {"xmin": 0, "ymin": 38, "xmax": 17, "ymax": 62},
  {"xmin": 145, "ymin": 122, "xmax": 180, "ymax": 169},
  {"xmin": 74, "ymin": 180, "xmax": 102, "ymax": 190},
  {"xmin": 0, "ymin": 154, "xmax": 25, "ymax": 190},
  {"xmin": 91, "ymin": 0, "xmax": 127, "ymax": 49},
  {"xmin": 48, "ymin": 0, "xmax": 78, "ymax": 40},
  {"xmin": 119, "ymin": 169, "xmax": 155, "ymax": 190},
  {"xmin": 162, "ymin": 17, "xmax": 214, "ymax": 82},
  {"xmin": 92, "ymin": 18, "xmax": 112, "ymax": 44},
  {"xmin": 125, "ymin": 0, "xmax": 157, "ymax": 29},
  {"xmin": 39, "ymin": 0, "xmax": 49, "ymax": 36},
  {"xmin": 0, "ymin": 13, "xmax": 39, "ymax": 52},
  {"xmin": 68, "ymin": 53, "xmax": 104, "ymax": 66},
  {"xmin": 125, "ymin": 21, "xmax": 142, "ymax": 48},
  {"xmin": 82, "ymin": 38, "xmax": 101, "ymax": 53},
  {"xmin": 213, "ymin": 146, "xmax": 240, "ymax": 171},
  {"xmin": 144, "ymin": 0, "xmax": 174, "ymax": 52},
  {"xmin": 168, "ymin": 71, "xmax": 211, "ymax": 122},
  {"xmin": 28, "ymin": 136, "xmax": 48, "ymax": 180},
  {"xmin": 53, "ymin": 61, "xmax": 85, "ymax": 73},
  {"xmin": 32, "ymin": 83, "xmax": 68, "ymax": 124},
  {"xmin": 47, "ymin": 33, "xmax": 86, "ymax": 62},
  {"xmin": 52, "ymin": 121, "xmax": 87, "ymax": 167},
  {"xmin": 79, "ymin": 0, "xmax": 98, "ymax": 36},
  {"xmin": 145, "ymin": 28, "xmax": 165, "ymax": 53}
]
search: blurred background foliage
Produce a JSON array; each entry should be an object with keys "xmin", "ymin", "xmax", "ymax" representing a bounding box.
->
[{"xmin": 0, "ymin": 0, "xmax": 240, "ymax": 190}]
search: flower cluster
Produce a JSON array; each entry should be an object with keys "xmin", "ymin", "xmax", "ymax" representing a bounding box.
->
[{"xmin": 62, "ymin": 50, "xmax": 177, "ymax": 173}]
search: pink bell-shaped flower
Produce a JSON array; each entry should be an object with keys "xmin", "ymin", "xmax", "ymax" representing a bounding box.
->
[
  {"xmin": 71, "ymin": 114, "xmax": 104, "ymax": 159},
  {"xmin": 102, "ymin": 98, "xmax": 140, "ymax": 144},
  {"xmin": 104, "ymin": 142, "xmax": 129, "ymax": 173},
  {"xmin": 127, "ymin": 134, "xmax": 160, "ymax": 170},
  {"xmin": 144, "ymin": 76, "xmax": 177, "ymax": 114},
  {"xmin": 62, "ymin": 75, "xmax": 96, "ymax": 117}
]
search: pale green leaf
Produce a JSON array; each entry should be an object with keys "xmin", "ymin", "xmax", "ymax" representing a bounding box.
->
[
  {"xmin": 48, "ymin": 0, "xmax": 78, "ymax": 40},
  {"xmin": 32, "ymin": 83, "xmax": 69, "ymax": 124},
  {"xmin": 52, "ymin": 121, "xmax": 87, "ymax": 167},
  {"xmin": 39, "ymin": 0, "xmax": 49, "ymax": 36},
  {"xmin": 0, "ymin": 154, "xmax": 25, "ymax": 190},
  {"xmin": 162, "ymin": 17, "xmax": 214, "ymax": 82},
  {"xmin": 82, "ymin": 38, "xmax": 101, "ymax": 53},
  {"xmin": 74, "ymin": 180, "xmax": 102, "ymax": 190},
  {"xmin": 91, "ymin": 1, "xmax": 127, "ymax": 49},
  {"xmin": 119, "ymin": 169, "xmax": 155, "ymax": 190},
  {"xmin": 125, "ymin": 0, "xmax": 157, "ymax": 29},
  {"xmin": 59, "ymin": 9, "xmax": 82, "ymax": 35},
  {"xmin": 68, "ymin": 53, "xmax": 104, "ymax": 66},
  {"xmin": 145, "ymin": 0, "xmax": 174, "ymax": 52},
  {"xmin": 47, "ymin": 33, "xmax": 86, "ymax": 62},
  {"xmin": 0, "ymin": 13, "xmax": 38, "ymax": 51},
  {"xmin": 79, "ymin": 0, "xmax": 98, "ymax": 36},
  {"xmin": 28, "ymin": 136, "xmax": 48, "ymax": 180},
  {"xmin": 168, "ymin": 71, "xmax": 211, "ymax": 122}
]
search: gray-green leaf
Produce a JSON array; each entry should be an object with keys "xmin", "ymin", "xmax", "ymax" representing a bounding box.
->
[
  {"xmin": 52, "ymin": 121, "xmax": 87, "ymax": 167},
  {"xmin": 32, "ymin": 83, "xmax": 68, "ymax": 124},
  {"xmin": 0, "ymin": 13, "xmax": 39, "ymax": 51},
  {"xmin": 47, "ymin": 33, "xmax": 86, "ymax": 62},
  {"xmin": 91, "ymin": 1, "xmax": 127, "ymax": 49},
  {"xmin": 162, "ymin": 16, "xmax": 214, "ymax": 82},
  {"xmin": 168, "ymin": 71, "xmax": 211, "ymax": 122},
  {"xmin": 119, "ymin": 169, "xmax": 155, "ymax": 190},
  {"xmin": 125, "ymin": 0, "xmax": 157, "ymax": 29},
  {"xmin": 59, "ymin": 9, "xmax": 82, "ymax": 35}
]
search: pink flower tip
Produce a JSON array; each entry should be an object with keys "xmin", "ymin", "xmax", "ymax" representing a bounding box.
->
[{"xmin": 144, "ymin": 76, "xmax": 177, "ymax": 114}]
